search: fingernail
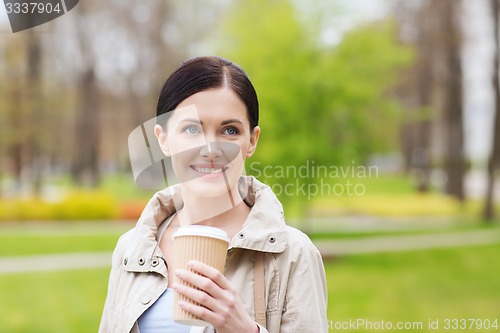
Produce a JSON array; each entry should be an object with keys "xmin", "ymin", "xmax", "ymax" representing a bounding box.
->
[
  {"xmin": 175, "ymin": 270, "xmax": 182, "ymax": 277},
  {"xmin": 172, "ymin": 283, "xmax": 179, "ymax": 290},
  {"xmin": 187, "ymin": 260, "xmax": 196, "ymax": 267}
]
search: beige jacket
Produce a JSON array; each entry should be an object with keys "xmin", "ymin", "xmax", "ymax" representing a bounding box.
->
[{"xmin": 99, "ymin": 176, "xmax": 328, "ymax": 333}]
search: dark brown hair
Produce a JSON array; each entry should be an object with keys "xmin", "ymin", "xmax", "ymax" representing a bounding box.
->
[{"xmin": 156, "ymin": 56, "xmax": 259, "ymax": 131}]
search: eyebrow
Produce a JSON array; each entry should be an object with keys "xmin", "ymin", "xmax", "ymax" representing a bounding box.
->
[
  {"xmin": 178, "ymin": 118, "xmax": 243, "ymax": 126},
  {"xmin": 220, "ymin": 119, "xmax": 243, "ymax": 125},
  {"xmin": 178, "ymin": 118, "xmax": 202, "ymax": 125}
]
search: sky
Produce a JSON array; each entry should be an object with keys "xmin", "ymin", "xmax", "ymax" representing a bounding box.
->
[{"xmin": 462, "ymin": 0, "xmax": 495, "ymax": 164}]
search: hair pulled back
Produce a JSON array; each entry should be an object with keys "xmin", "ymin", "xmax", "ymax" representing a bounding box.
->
[{"xmin": 156, "ymin": 56, "xmax": 259, "ymax": 131}]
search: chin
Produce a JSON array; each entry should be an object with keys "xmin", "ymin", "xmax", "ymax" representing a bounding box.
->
[{"xmin": 182, "ymin": 178, "xmax": 236, "ymax": 199}]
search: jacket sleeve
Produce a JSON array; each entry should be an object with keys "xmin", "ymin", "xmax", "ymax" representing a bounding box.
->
[{"xmin": 279, "ymin": 237, "xmax": 328, "ymax": 333}]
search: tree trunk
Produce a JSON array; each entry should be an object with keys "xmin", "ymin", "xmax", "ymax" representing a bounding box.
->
[
  {"xmin": 484, "ymin": 0, "xmax": 500, "ymax": 222},
  {"xmin": 71, "ymin": 1, "xmax": 100, "ymax": 187},
  {"xmin": 71, "ymin": 67, "xmax": 101, "ymax": 186},
  {"xmin": 414, "ymin": 6, "xmax": 433, "ymax": 192},
  {"xmin": 394, "ymin": 1, "xmax": 435, "ymax": 190},
  {"xmin": 443, "ymin": 0, "xmax": 466, "ymax": 202},
  {"xmin": 7, "ymin": 89, "xmax": 24, "ymax": 189},
  {"xmin": 26, "ymin": 29, "xmax": 43, "ymax": 196}
]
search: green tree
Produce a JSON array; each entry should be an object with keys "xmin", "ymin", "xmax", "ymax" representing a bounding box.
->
[
  {"xmin": 216, "ymin": 0, "xmax": 413, "ymax": 217},
  {"xmin": 323, "ymin": 20, "xmax": 413, "ymax": 162}
]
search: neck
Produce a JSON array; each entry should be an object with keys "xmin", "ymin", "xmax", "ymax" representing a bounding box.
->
[{"xmin": 176, "ymin": 184, "xmax": 250, "ymax": 236}]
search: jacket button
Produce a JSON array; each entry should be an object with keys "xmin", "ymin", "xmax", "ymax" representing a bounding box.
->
[
  {"xmin": 238, "ymin": 233, "xmax": 245, "ymax": 239},
  {"xmin": 139, "ymin": 258, "xmax": 145, "ymax": 266},
  {"xmin": 141, "ymin": 296, "xmax": 151, "ymax": 305},
  {"xmin": 269, "ymin": 237, "xmax": 276, "ymax": 243},
  {"xmin": 151, "ymin": 259, "xmax": 159, "ymax": 267},
  {"xmin": 123, "ymin": 258, "xmax": 128, "ymax": 265}
]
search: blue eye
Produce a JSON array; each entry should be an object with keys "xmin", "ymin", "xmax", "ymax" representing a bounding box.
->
[
  {"xmin": 224, "ymin": 127, "xmax": 239, "ymax": 135},
  {"xmin": 183, "ymin": 126, "xmax": 200, "ymax": 135}
]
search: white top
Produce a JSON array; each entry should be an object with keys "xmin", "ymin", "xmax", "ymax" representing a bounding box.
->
[{"xmin": 137, "ymin": 288, "xmax": 191, "ymax": 333}]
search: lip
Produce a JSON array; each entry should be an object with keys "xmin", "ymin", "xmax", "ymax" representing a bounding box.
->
[{"xmin": 189, "ymin": 163, "xmax": 229, "ymax": 180}]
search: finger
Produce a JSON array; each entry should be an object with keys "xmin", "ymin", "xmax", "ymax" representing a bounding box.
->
[
  {"xmin": 172, "ymin": 282, "xmax": 219, "ymax": 312},
  {"xmin": 178, "ymin": 300, "xmax": 221, "ymax": 326},
  {"xmin": 187, "ymin": 260, "xmax": 232, "ymax": 290},
  {"xmin": 175, "ymin": 268, "xmax": 223, "ymax": 299}
]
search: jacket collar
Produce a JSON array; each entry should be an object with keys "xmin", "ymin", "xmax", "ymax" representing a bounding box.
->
[
  {"xmin": 123, "ymin": 176, "xmax": 287, "ymax": 272},
  {"xmin": 229, "ymin": 176, "xmax": 288, "ymax": 253}
]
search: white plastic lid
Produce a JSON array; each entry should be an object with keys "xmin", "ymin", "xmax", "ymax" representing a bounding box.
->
[{"xmin": 172, "ymin": 225, "xmax": 230, "ymax": 242}]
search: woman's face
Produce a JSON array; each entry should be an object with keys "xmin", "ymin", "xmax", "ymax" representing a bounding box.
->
[{"xmin": 155, "ymin": 87, "xmax": 260, "ymax": 198}]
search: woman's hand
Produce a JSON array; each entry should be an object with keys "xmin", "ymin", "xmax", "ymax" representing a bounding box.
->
[{"xmin": 173, "ymin": 260, "xmax": 259, "ymax": 333}]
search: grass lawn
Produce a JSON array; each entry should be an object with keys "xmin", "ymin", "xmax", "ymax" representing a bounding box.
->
[
  {"xmin": 0, "ymin": 234, "xmax": 121, "ymax": 257},
  {"xmin": 306, "ymin": 223, "xmax": 500, "ymax": 240},
  {"xmin": 0, "ymin": 243, "xmax": 499, "ymax": 332},
  {"xmin": 2, "ymin": 221, "xmax": 498, "ymax": 257},
  {"xmin": 0, "ymin": 222, "xmax": 131, "ymax": 257},
  {"xmin": 0, "ymin": 268, "xmax": 110, "ymax": 333},
  {"xmin": 326, "ymin": 244, "xmax": 500, "ymax": 332}
]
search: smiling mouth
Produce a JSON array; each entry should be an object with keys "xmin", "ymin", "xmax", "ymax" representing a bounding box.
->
[{"xmin": 190, "ymin": 165, "xmax": 228, "ymax": 175}]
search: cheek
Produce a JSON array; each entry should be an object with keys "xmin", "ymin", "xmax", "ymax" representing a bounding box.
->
[
  {"xmin": 228, "ymin": 145, "xmax": 247, "ymax": 175},
  {"xmin": 167, "ymin": 135, "xmax": 207, "ymax": 156},
  {"xmin": 170, "ymin": 147, "xmax": 199, "ymax": 171},
  {"xmin": 238, "ymin": 139, "xmax": 252, "ymax": 158}
]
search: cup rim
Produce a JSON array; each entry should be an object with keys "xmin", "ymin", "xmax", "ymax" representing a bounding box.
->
[{"xmin": 172, "ymin": 225, "xmax": 230, "ymax": 242}]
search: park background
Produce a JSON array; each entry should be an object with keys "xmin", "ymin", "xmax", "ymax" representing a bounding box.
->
[{"xmin": 1, "ymin": 0, "xmax": 500, "ymax": 332}]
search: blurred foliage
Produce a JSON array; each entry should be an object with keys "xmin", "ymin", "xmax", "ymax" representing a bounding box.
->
[
  {"xmin": 312, "ymin": 193, "xmax": 462, "ymax": 217},
  {"xmin": 324, "ymin": 21, "xmax": 413, "ymax": 158},
  {"xmin": 0, "ymin": 191, "xmax": 119, "ymax": 221},
  {"xmin": 218, "ymin": 0, "xmax": 413, "ymax": 163},
  {"xmin": 0, "ymin": 173, "xmax": 156, "ymax": 220},
  {"xmin": 3, "ymin": 173, "xmax": 493, "ymax": 220}
]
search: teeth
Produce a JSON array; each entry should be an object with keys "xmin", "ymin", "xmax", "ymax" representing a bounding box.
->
[{"xmin": 195, "ymin": 167, "xmax": 224, "ymax": 174}]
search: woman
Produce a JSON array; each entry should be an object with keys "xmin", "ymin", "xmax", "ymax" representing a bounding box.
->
[{"xmin": 99, "ymin": 56, "xmax": 328, "ymax": 333}]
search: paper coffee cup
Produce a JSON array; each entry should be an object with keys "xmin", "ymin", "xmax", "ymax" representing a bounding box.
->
[{"xmin": 172, "ymin": 225, "xmax": 230, "ymax": 326}]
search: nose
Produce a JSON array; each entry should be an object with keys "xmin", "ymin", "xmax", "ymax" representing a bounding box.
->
[{"xmin": 200, "ymin": 142, "xmax": 222, "ymax": 160}]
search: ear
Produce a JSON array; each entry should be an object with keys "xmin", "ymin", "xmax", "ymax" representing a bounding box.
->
[
  {"xmin": 154, "ymin": 124, "xmax": 170, "ymax": 157},
  {"xmin": 246, "ymin": 126, "xmax": 261, "ymax": 158}
]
